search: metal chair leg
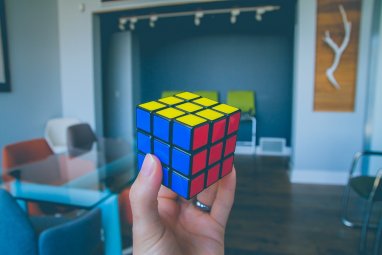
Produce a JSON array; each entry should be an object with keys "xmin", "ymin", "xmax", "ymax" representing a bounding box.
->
[
  {"xmin": 341, "ymin": 184, "xmax": 357, "ymax": 227},
  {"xmin": 374, "ymin": 217, "xmax": 382, "ymax": 255},
  {"xmin": 341, "ymin": 187, "xmax": 380, "ymax": 229},
  {"xmin": 341, "ymin": 151, "xmax": 364, "ymax": 228},
  {"xmin": 341, "ymin": 182, "xmax": 372, "ymax": 228},
  {"xmin": 360, "ymin": 200, "xmax": 374, "ymax": 253},
  {"xmin": 341, "ymin": 177, "xmax": 379, "ymax": 229}
]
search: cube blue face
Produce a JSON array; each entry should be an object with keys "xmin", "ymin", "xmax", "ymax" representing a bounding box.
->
[{"xmin": 136, "ymin": 92, "xmax": 240, "ymax": 199}]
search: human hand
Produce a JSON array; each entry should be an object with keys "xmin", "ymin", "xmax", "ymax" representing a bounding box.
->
[{"xmin": 129, "ymin": 154, "xmax": 236, "ymax": 255}]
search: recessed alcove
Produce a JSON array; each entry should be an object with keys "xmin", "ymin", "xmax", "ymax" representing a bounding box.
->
[{"xmin": 98, "ymin": 0, "xmax": 296, "ymax": 148}]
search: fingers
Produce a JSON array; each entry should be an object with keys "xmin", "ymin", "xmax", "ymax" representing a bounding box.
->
[
  {"xmin": 211, "ymin": 167, "xmax": 236, "ymax": 227},
  {"xmin": 158, "ymin": 185, "xmax": 178, "ymax": 200},
  {"xmin": 129, "ymin": 154, "xmax": 164, "ymax": 237},
  {"xmin": 196, "ymin": 182, "xmax": 218, "ymax": 207}
]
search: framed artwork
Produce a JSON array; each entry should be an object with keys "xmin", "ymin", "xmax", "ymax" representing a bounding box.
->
[
  {"xmin": 0, "ymin": 0, "xmax": 10, "ymax": 92},
  {"xmin": 314, "ymin": 0, "xmax": 361, "ymax": 111}
]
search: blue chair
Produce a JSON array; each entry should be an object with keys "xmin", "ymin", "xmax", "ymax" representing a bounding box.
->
[
  {"xmin": 0, "ymin": 190, "xmax": 38, "ymax": 255},
  {"xmin": 0, "ymin": 189, "xmax": 103, "ymax": 255}
]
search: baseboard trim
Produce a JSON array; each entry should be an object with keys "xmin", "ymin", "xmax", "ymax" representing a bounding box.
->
[
  {"xmin": 235, "ymin": 146, "xmax": 292, "ymax": 156},
  {"xmin": 235, "ymin": 145, "xmax": 256, "ymax": 155},
  {"xmin": 256, "ymin": 146, "xmax": 291, "ymax": 156},
  {"xmin": 290, "ymin": 169, "xmax": 348, "ymax": 185}
]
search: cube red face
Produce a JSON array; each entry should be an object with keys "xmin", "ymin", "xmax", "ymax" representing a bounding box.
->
[{"xmin": 136, "ymin": 92, "xmax": 240, "ymax": 199}]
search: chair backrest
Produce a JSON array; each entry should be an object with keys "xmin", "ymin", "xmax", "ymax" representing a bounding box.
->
[
  {"xmin": 66, "ymin": 123, "xmax": 97, "ymax": 153},
  {"xmin": 161, "ymin": 90, "xmax": 181, "ymax": 98},
  {"xmin": 227, "ymin": 90, "xmax": 256, "ymax": 115},
  {"xmin": 39, "ymin": 209, "xmax": 103, "ymax": 255},
  {"xmin": 194, "ymin": 91, "xmax": 219, "ymax": 101},
  {"xmin": 45, "ymin": 118, "xmax": 80, "ymax": 149},
  {"xmin": 2, "ymin": 138, "xmax": 54, "ymax": 172},
  {"xmin": 0, "ymin": 189, "xmax": 38, "ymax": 255}
]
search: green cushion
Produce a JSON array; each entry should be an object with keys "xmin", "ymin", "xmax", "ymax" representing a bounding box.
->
[
  {"xmin": 350, "ymin": 176, "xmax": 382, "ymax": 201},
  {"xmin": 161, "ymin": 91, "xmax": 182, "ymax": 98},
  {"xmin": 193, "ymin": 91, "xmax": 219, "ymax": 101},
  {"xmin": 227, "ymin": 91, "xmax": 255, "ymax": 115}
]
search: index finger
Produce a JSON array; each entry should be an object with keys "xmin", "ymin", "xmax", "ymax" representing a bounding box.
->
[
  {"xmin": 210, "ymin": 167, "xmax": 236, "ymax": 227},
  {"xmin": 158, "ymin": 185, "xmax": 178, "ymax": 200}
]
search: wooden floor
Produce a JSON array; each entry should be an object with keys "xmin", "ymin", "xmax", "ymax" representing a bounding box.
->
[{"xmin": 225, "ymin": 155, "xmax": 367, "ymax": 255}]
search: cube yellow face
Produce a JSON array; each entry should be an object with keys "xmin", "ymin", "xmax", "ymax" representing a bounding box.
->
[
  {"xmin": 195, "ymin": 109, "xmax": 224, "ymax": 120},
  {"xmin": 175, "ymin": 92, "xmax": 200, "ymax": 100},
  {"xmin": 176, "ymin": 114, "xmax": 207, "ymax": 127},
  {"xmin": 193, "ymin": 97, "xmax": 218, "ymax": 107},
  {"xmin": 159, "ymin": 96, "xmax": 184, "ymax": 105},
  {"xmin": 156, "ymin": 108, "xmax": 185, "ymax": 119},
  {"xmin": 139, "ymin": 101, "xmax": 166, "ymax": 111},
  {"xmin": 213, "ymin": 103, "xmax": 239, "ymax": 114},
  {"xmin": 176, "ymin": 102, "xmax": 203, "ymax": 113},
  {"xmin": 136, "ymin": 91, "xmax": 241, "ymax": 200}
]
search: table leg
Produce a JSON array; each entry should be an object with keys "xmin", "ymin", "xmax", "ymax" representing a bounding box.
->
[
  {"xmin": 17, "ymin": 200, "xmax": 28, "ymax": 212},
  {"xmin": 10, "ymin": 180, "xmax": 28, "ymax": 213},
  {"xmin": 98, "ymin": 194, "xmax": 122, "ymax": 255}
]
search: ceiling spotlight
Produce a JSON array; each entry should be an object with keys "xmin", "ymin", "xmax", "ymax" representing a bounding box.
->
[
  {"xmin": 230, "ymin": 9, "xmax": 240, "ymax": 24},
  {"xmin": 255, "ymin": 8, "xmax": 266, "ymax": 21},
  {"xmin": 149, "ymin": 15, "xmax": 158, "ymax": 28},
  {"xmin": 119, "ymin": 18, "xmax": 127, "ymax": 31},
  {"xmin": 194, "ymin": 11, "xmax": 204, "ymax": 26},
  {"xmin": 129, "ymin": 17, "xmax": 138, "ymax": 30}
]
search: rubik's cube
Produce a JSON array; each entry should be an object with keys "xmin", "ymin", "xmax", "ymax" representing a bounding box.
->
[{"xmin": 136, "ymin": 92, "xmax": 240, "ymax": 199}]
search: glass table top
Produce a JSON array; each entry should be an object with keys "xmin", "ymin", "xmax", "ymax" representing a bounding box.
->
[{"xmin": 3, "ymin": 138, "xmax": 138, "ymax": 209}]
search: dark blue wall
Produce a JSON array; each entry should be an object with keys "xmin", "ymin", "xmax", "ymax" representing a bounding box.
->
[
  {"xmin": 100, "ymin": 0, "xmax": 295, "ymax": 145},
  {"xmin": 136, "ymin": 6, "xmax": 294, "ymax": 145}
]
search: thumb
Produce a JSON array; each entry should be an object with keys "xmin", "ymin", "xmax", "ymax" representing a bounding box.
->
[{"xmin": 129, "ymin": 154, "xmax": 164, "ymax": 240}]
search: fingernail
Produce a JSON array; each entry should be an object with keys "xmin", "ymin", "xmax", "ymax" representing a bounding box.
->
[{"xmin": 141, "ymin": 154, "xmax": 155, "ymax": 177}]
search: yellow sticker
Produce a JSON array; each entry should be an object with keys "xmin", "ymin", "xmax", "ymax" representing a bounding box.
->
[
  {"xmin": 212, "ymin": 104, "xmax": 239, "ymax": 114},
  {"xmin": 159, "ymin": 96, "xmax": 184, "ymax": 105},
  {"xmin": 176, "ymin": 114, "xmax": 206, "ymax": 127},
  {"xmin": 156, "ymin": 107, "xmax": 185, "ymax": 119},
  {"xmin": 193, "ymin": 97, "xmax": 218, "ymax": 107},
  {"xmin": 176, "ymin": 102, "xmax": 203, "ymax": 113},
  {"xmin": 175, "ymin": 92, "xmax": 200, "ymax": 100},
  {"xmin": 139, "ymin": 101, "xmax": 166, "ymax": 111},
  {"xmin": 196, "ymin": 109, "xmax": 224, "ymax": 120}
]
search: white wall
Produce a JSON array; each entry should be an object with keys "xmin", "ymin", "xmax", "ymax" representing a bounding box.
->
[
  {"xmin": 58, "ymin": 0, "xmax": 99, "ymax": 130},
  {"xmin": 290, "ymin": 0, "xmax": 374, "ymax": 184},
  {"xmin": 371, "ymin": 22, "xmax": 382, "ymax": 152},
  {"xmin": 0, "ymin": 0, "xmax": 62, "ymax": 168},
  {"xmin": 367, "ymin": 0, "xmax": 382, "ymax": 173}
]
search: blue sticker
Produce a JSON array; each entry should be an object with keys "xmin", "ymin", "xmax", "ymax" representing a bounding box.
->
[
  {"xmin": 173, "ymin": 122, "xmax": 192, "ymax": 151},
  {"xmin": 136, "ymin": 108, "xmax": 151, "ymax": 133},
  {"xmin": 162, "ymin": 166, "xmax": 170, "ymax": 186},
  {"xmin": 153, "ymin": 115, "xmax": 170, "ymax": 142},
  {"xmin": 137, "ymin": 131, "xmax": 151, "ymax": 154},
  {"xmin": 171, "ymin": 171, "xmax": 189, "ymax": 199},
  {"xmin": 153, "ymin": 139, "xmax": 170, "ymax": 165},
  {"xmin": 137, "ymin": 152, "xmax": 145, "ymax": 171},
  {"xmin": 172, "ymin": 147, "xmax": 190, "ymax": 176}
]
